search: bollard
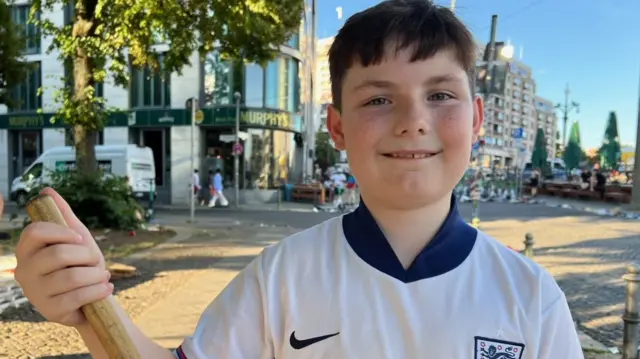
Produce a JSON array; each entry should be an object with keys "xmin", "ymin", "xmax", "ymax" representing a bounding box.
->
[
  {"xmin": 622, "ymin": 263, "xmax": 640, "ymax": 359},
  {"xmin": 523, "ymin": 233, "xmax": 535, "ymax": 258}
]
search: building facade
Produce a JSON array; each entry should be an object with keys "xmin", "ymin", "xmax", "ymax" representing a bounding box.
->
[
  {"xmin": 476, "ymin": 41, "xmax": 557, "ymax": 169},
  {"xmin": 1, "ymin": 1, "xmax": 308, "ymax": 205}
]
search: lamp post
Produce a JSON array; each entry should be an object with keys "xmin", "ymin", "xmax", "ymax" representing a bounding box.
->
[
  {"xmin": 555, "ymin": 83, "xmax": 580, "ymax": 148},
  {"xmin": 234, "ymin": 91, "xmax": 241, "ymax": 207},
  {"xmin": 633, "ymin": 68, "xmax": 640, "ymax": 208}
]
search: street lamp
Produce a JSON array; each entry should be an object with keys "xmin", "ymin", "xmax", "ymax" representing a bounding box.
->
[
  {"xmin": 500, "ymin": 44, "xmax": 515, "ymax": 60},
  {"xmin": 555, "ymin": 83, "xmax": 580, "ymax": 147}
]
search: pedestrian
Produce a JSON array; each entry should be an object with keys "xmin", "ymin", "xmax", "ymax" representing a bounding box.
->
[
  {"xmin": 192, "ymin": 169, "xmax": 203, "ymax": 205},
  {"xmin": 208, "ymin": 168, "xmax": 228, "ymax": 208},
  {"xmin": 529, "ymin": 167, "xmax": 540, "ymax": 197},
  {"xmin": 12, "ymin": 1, "xmax": 582, "ymax": 358},
  {"xmin": 330, "ymin": 169, "xmax": 347, "ymax": 208},
  {"xmin": 345, "ymin": 171, "xmax": 358, "ymax": 205}
]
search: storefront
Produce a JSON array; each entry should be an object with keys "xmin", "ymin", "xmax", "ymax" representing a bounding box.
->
[
  {"xmin": 198, "ymin": 107, "xmax": 303, "ymax": 190},
  {"xmin": 127, "ymin": 109, "xmax": 177, "ymax": 204}
]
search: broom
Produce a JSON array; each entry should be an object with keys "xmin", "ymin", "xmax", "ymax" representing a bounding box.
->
[{"xmin": 25, "ymin": 194, "xmax": 142, "ymax": 359}]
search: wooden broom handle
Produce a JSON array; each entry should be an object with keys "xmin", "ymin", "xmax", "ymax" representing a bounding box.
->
[{"xmin": 25, "ymin": 194, "xmax": 142, "ymax": 359}]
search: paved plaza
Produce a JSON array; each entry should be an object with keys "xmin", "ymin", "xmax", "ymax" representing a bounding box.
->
[{"xmin": 0, "ymin": 201, "xmax": 638, "ymax": 357}]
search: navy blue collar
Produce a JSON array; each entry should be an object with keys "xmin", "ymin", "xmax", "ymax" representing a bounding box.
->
[{"xmin": 342, "ymin": 195, "xmax": 477, "ymax": 283}]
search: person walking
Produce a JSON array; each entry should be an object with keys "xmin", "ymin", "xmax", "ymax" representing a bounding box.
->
[{"xmin": 208, "ymin": 169, "xmax": 229, "ymax": 207}]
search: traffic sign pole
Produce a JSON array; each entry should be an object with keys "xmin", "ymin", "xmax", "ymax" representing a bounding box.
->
[{"xmin": 234, "ymin": 92, "xmax": 241, "ymax": 207}]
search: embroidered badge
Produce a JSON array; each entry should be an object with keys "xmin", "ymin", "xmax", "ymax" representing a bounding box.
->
[{"xmin": 474, "ymin": 336, "xmax": 525, "ymax": 359}]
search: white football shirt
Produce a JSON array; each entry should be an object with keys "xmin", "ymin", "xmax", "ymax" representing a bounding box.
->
[{"xmin": 175, "ymin": 196, "xmax": 583, "ymax": 359}]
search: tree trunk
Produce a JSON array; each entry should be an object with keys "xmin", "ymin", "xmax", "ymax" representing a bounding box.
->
[
  {"xmin": 72, "ymin": 0, "xmax": 98, "ymax": 174},
  {"xmin": 73, "ymin": 124, "xmax": 97, "ymax": 173}
]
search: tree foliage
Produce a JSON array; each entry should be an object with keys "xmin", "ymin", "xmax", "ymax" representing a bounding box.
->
[
  {"xmin": 563, "ymin": 120, "xmax": 583, "ymax": 170},
  {"xmin": 530, "ymin": 128, "xmax": 548, "ymax": 172},
  {"xmin": 314, "ymin": 132, "xmax": 339, "ymax": 174},
  {"xmin": 29, "ymin": 0, "xmax": 305, "ymax": 173},
  {"xmin": 599, "ymin": 111, "xmax": 621, "ymax": 170},
  {"xmin": 0, "ymin": 0, "xmax": 32, "ymax": 108},
  {"xmin": 27, "ymin": 171, "xmax": 143, "ymax": 230}
]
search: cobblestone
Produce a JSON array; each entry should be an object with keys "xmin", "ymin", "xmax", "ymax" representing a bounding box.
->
[
  {"xmin": 0, "ymin": 225, "xmax": 297, "ymax": 358},
  {"xmin": 1, "ymin": 207, "xmax": 639, "ymax": 355},
  {"xmin": 480, "ymin": 214, "xmax": 640, "ymax": 348}
]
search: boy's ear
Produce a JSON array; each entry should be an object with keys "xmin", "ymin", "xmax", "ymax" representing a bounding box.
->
[
  {"xmin": 327, "ymin": 105, "xmax": 346, "ymax": 151},
  {"xmin": 472, "ymin": 95, "xmax": 484, "ymax": 143}
]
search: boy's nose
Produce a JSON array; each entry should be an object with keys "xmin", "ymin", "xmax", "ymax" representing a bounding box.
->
[{"xmin": 393, "ymin": 103, "xmax": 431, "ymax": 137}]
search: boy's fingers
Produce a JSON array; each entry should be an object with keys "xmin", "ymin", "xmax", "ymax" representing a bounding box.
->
[
  {"xmin": 40, "ymin": 187, "xmax": 93, "ymax": 240},
  {"xmin": 16, "ymin": 223, "xmax": 83, "ymax": 260}
]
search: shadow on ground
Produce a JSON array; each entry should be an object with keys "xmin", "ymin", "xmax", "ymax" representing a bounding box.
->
[
  {"xmin": 0, "ymin": 227, "xmax": 289, "ymax": 324},
  {"xmin": 533, "ymin": 234, "xmax": 640, "ymax": 348},
  {"xmin": 1, "ymin": 204, "xmax": 637, "ymax": 351}
]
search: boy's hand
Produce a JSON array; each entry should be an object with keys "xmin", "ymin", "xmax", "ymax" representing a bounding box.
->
[{"xmin": 14, "ymin": 188, "xmax": 113, "ymax": 327}]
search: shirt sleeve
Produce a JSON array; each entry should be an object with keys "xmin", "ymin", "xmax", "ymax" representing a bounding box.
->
[
  {"xmin": 175, "ymin": 252, "xmax": 273, "ymax": 359},
  {"xmin": 537, "ymin": 293, "xmax": 584, "ymax": 359}
]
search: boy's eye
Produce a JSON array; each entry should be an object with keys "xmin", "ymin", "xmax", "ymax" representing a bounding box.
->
[
  {"xmin": 365, "ymin": 98, "xmax": 391, "ymax": 106},
  {"xmin": 428, "ymin": 93, "xmax": 453, "ymax": 101}
]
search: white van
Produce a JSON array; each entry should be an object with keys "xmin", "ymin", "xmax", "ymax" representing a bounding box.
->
[{"xmin": 10, "ymin": 144, "xmax": 156, "ymax": 205}]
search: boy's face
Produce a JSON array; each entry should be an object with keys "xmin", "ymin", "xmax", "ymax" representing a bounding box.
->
[{"xmin": 327, "ymin": 47, "xmax": 483, "ymax": 209}]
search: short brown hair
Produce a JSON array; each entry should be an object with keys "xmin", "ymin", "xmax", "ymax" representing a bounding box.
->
[{"xmin": 328, "ymin": 0, "xmax": 476, "ymax": 110}]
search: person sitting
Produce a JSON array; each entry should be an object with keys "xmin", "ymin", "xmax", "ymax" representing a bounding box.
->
[
  {"xmin": 580, "ymin": 167, "xmax": 591, "ymax": 190},
  {"xmin": 593, "ymin": 169, "xmax": 607, "ymax": 200}
]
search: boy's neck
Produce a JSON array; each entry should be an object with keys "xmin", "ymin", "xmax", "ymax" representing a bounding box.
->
[{"xmin": 363, "ymin": 193, "xmax": 453, "ymax": 269}]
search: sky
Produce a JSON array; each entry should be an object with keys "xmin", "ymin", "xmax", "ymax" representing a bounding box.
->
[{"xmin": 314, "ymin": 0, "xmax": 640, "ymax": 149}]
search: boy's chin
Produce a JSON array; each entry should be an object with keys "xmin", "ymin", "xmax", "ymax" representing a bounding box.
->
[{"xmin": 370, "ymin": 188, "xmax": 452, "ymax": 211}]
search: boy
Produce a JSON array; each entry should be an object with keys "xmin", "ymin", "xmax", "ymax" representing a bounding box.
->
[{"xmin": 13, "ymin": 1, "xmax": 583, "ymax": 358}]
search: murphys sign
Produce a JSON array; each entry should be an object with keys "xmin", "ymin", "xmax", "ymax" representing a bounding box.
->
[
  {"xmin": 55, "ymin": 160, "xmax": 113, "ymax": 173},
  {"xmin": 208, "ymin": 108, "xmax": 295, "ymax": 130}
]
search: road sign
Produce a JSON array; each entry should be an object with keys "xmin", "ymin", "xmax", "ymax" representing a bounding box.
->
[
  {"xmin": 194, "ymin": 110, "xmax": 204, "ymax": 124},
  {"xmin": 472, "ymin": 142, "xmax": 480, "ymax": 150},
  {"xmin": 233, "ymin": 143, "xmax": 243, "ymax": 155},
  {"xmin": 512, "ymin": 127, "xmax": 524, "ymax": 139}
]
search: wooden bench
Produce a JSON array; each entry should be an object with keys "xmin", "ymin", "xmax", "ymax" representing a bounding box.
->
[
  {"xmin": 546, "ymin": 187, "xmax": 564, "ymax": 197},
  {"xmin": 604, "ymin": 192, "xmax": 631, "ymax": 204},
  {"xmin": 576, "ymin": 189, "xmax": 602, "ymax": 201},
  {"xmin": 291, "ymin": 185, "xmax": 324, "ymax": 203}
]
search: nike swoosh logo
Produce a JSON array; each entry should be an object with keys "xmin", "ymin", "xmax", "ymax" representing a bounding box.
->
[{"xmin": 289, "ymin": 331, "xmax": 340, "ymax": 349}]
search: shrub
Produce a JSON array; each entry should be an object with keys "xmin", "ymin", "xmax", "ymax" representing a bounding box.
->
[{"xmin": 27, "ymin": 171, "xmax": 143, "ymax": 230}]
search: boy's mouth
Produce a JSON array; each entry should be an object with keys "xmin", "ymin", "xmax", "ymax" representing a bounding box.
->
[{"xmin": 382, "ymin": 150, "xmax": 442, "ymax": 159}]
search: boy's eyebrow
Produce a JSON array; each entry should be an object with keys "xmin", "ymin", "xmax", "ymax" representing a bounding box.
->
[
  {"xmin": 352, "ymin": 74, "xmax": 466, "ymax": 92},
  {"xmin": 425, "ymin": 74, "xmax": 466, "ymax": 86}
]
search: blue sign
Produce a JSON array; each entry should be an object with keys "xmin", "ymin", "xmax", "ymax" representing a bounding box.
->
[
  {"xmin": 472, "ymin": 142, "xmax": 481, "ymax": 150},
  {"xmin": 512, "ymin": 127, "xmax": 524, "ymax": 139}
]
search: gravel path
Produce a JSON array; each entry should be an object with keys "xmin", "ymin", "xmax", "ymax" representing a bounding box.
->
[{"xmin": 0, "ymin": 225, "xmax": 291, "ymax": 358}]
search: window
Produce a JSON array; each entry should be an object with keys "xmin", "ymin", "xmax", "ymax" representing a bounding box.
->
[
  {"xmin": 130, "ymin": 55, "xmax": 171, "ymax": 108},
  {"xmin": 286, "ymin": 33, "xmax": 300, "ymax": 49},
  {"xmin": 64, "ymin": 58, "xmax": 104, "ymax": 97},
  {"xmin": 265, "ymin": 58, "xmax": 281, "ymax": 109},
  {"xmin": 22, "ymin": 162, "xmax": 43, "ymax": 181},
  {"xmin": 12, "ymin": 5, "xmax": 40, "ymax": 54},
  {"xmin": 244, "ymin": 63, "xmax": 264, "ymax": 107},
  {"xmin": 204, "ymin": 51, "xmax": 232, "ymax": 105},
  {"xmin": 63, "ymin": 2, "xmax": 74, "ymax": 25},
  {"xmin": 10, "ymin": 62, "xmax": 42, "ymax": 112}
]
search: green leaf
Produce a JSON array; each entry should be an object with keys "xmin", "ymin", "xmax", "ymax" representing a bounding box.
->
[{"xmin": 12, "ymin": 0, "xmax": 304, "ymax": 174}]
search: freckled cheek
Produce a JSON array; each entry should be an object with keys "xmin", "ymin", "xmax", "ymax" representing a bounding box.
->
[
  {"xmin": 343, "ymin": 115, "xmax": 384, "ymax": 147},
  {"xmin": 434, "ymin": 107, "xmax": 473, "ymax": 149}
]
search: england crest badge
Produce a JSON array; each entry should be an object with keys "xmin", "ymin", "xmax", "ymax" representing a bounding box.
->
[{"xmin": 474, "ymin": 336, "xmax": 525, "ymax": 359}]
